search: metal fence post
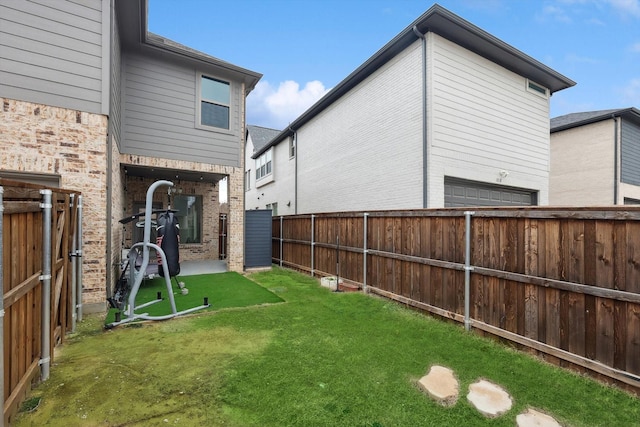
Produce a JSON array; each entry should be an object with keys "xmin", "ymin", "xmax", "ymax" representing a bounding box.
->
[
  {"xmin": 70, "ymin": 194, "xmax": 77, "ymax": 332},
  {"xmin": 40, "ymin": 189, "xmax": 52, "ymax": 381},
  {"xmin": 311, "ymin": 215, "xmax": 315, "ymax": 276},
  {"xmin": 363, "ymin": 213, "xmax": 368, "ymax": 292},
  {"xmin": 464, "ymin": 211, "xmax": 475, "ymax": 331},
  {"xmin": 279, "ymin": 216, "xmax": 283, "ymax": 267},
  {"xmin": 0, "ymin": 186, "xmax": 5, "ymax": 427},
  {"xmin": 76, "ymin": 195, "xmax": 83, "ymax": 322}
]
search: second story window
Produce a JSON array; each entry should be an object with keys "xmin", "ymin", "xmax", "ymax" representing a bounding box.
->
[
  {"xmin": 245, "ymin": 170, "xmax": 251, "ymax": 191},
  {"xmin": 289, "ymin": 134, "xmax": 296, "ymax": 158},
  {"xmin": 256, "ymin": 149, "xmax": 272, "ymax": 180},
  {"xmin": 198, "ymin": 74, "xmax": 230, "ymax": 130}
]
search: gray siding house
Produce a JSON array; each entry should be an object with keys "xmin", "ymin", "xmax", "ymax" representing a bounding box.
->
[
  {"xmin": 550, "ymin": 108, "xmax": 640, "ymax": 206},
  {"xmin": 250, "ymin": 5, "xmax": 575, "ymax": 213},
  {"xmin": 0, "ymin": 0, "xmax": 261, "ymax": 311}
]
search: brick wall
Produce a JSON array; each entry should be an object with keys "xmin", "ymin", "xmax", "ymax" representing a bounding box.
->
[
  {"xmin": 119, "ymin": 154, "xmax": 245, "ymax": 272},
  {"xmin": 1, "ymin": 98, "xmax": 247, "ymax": 314},
  {"xmin": 0, "ymin": 98, "xmax": 108, "ymax": 309},
  {"xmin": 121, "ymin": 177, "xmax": 220, "ymax": 262}
]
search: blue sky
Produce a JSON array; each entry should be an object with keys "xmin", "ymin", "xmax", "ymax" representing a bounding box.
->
[{"xmin": 149, "ymin": 0, "xmax": 640, "ymax": 131}]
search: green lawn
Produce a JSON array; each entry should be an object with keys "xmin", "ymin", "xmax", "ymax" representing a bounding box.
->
[
  {"xmin": 14, "ymin": 267, "xmax": 640, "ymax": 426},
  {"xmin": 104, "ymin": 271, "xmax": 284, "ymax": 325}
]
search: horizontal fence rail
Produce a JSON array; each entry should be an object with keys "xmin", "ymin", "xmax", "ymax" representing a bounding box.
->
[{"xmin": 273, "ymin": 207, "xmax": 640, "ymax": 393}]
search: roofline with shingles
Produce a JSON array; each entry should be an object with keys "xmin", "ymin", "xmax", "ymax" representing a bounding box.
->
[{"xmin": 551, "ymin": 107, "xmax": 640, "ymax": 133}]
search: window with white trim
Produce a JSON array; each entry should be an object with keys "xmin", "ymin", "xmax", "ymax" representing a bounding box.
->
[
  {"xmin": 289, "ymin": 134, "xmax": 296, "ymax": 158},
  {"xmin": 245, "ymin": 170, "xmax": 251, "ymax": 191},
  {"xmin": 266, "ymin": 202, "xmax": 278, "ymax": 216},
  {"xmin": 256, "ymin": 149, "xmax": 272, "ymax": 180},
  {"xmin": 197, "ymin": 73, "xmax": 230, "ymax": 130}
]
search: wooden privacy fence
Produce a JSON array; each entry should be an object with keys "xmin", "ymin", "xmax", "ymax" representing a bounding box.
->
[
  {"xmin": 0, "ymin": 179, "xmax": 82, "ymax": 425},
  {"xmin": 273, "ymin": 208, "xmax": 640, "ymax": 393}
]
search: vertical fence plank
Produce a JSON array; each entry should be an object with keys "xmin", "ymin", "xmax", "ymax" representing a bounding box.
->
[
  {"xmin": 471, "ymin": 217, "xmax": 484, "ymax": 325},
  {"xmin": 524, "ymin": 218, "xmax": 539, "ymax": 341},
  {"xmin": 545, "ymin": 220, "xmax": 561, "ymax": 358},
  {"xmin": 419, "ymin": 217, "xmax": 431, "ymax": 305},
  {"xmin": 584, "ymin": 221, "xmax": 597, "ymax": 360},
  {"xmin": 566, "ymin": 220, "xmax": 585, "ymax": 356},
  {"xmin": 627, "ymin": 303, "xmax": 640, "ymax": 374},
  {"xmin": 442, "ymin": 216, "xmax": 455, "ymax": 312},
  {"xmin": 430, "ymin": 217, "xmax": 443, "ymax": 309}
]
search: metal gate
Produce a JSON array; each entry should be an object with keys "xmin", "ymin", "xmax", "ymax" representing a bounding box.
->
[{"xmin": 245, "ymin": 210, "xmax": 272, "ymax": 268}]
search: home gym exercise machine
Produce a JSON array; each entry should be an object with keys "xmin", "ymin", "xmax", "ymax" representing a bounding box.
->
[{"xmin": 106, "ymin": 180, "xmax": 209, "ymax": 328}]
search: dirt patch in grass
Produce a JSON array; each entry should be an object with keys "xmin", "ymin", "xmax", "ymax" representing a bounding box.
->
[{"xmin": 15, "ymin": 314, "xmax": 272, "ymax": 426}]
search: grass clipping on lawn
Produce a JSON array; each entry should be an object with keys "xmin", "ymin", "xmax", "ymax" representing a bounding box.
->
[{"xmin": 105, "ymin": 271, "xmax": 284, "ymax": 325}]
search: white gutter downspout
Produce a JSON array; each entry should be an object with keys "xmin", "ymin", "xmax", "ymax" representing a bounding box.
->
[
  {"xmin": 288, "ymin": 127, "xmax": 298, "ymax": 214},
  {"xmin": 413, "ymin": 25, "xmax": 428, "ymax": 208}
]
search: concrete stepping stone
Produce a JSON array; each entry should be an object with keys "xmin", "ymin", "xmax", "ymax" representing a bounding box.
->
[
  {"xmin": 417, "ymin": 365, "xmax": 459, "ymax": 406},
  {"xmin": 467, "ymin": 379, "xmax": 512, "ymax": 418},
  {"xmin": 516, "ymin": 408, "xmax": 562, "ymax": 427}
]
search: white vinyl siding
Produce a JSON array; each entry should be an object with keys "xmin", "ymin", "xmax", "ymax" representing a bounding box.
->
[
  {"xmin": 122, "ymin": 52, "xmax": 242, "ymax": 166},
  {"xmin": 0, "ymin": 0, "xmax": 107, "ymax": 113},
  {"xmin": 428, "ymin": 34, "xmax": 550, "ymax": 206},
  {"xmin": 549, "ymin": 120, "xmax": 615, "ymax": 205}
]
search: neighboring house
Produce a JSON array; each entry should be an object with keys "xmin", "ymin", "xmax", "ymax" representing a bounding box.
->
[
  {"xmin": 550, "ymin": 107, "xmax": 640, "ymax": 206},
  {"xmin": 0, "ymin": 0, "xmax": 261, "ymax": 313},
  {"xmin": 252, "ymin": 5, "xmax": 575, "ymax": 213},
  {"xmin": 244, "ymin": 124, "xmax": 286, "ymax": 214}
]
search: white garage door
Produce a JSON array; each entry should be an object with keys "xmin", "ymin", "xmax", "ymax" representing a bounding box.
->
[{"xmin": 444, "ymin": 177, "xmax": 537, "ymax": 207}]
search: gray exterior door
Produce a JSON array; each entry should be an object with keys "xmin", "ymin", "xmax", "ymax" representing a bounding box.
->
[
  {"xmin": 444, "ymin": 177, "xmax": 537, "ymax": 207},
  {"xmin": 245, "ymin": 210, "xmax": 273, "ymax": 268}
]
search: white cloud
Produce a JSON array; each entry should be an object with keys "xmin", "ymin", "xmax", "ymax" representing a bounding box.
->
[
  {"xmin": 247, "ymin": 80, "xmax": 330, "ymax": 130},
  {"xmin": 538, "ymin": 4, "xmax": 573, "ymax": 23},
  {"xmin": 608, "ymin": 0, "xmax": 640, "ymax": 17},
  {"xmin": 630, "ymin": 42, "xmax": 640, "ymax": 52}
]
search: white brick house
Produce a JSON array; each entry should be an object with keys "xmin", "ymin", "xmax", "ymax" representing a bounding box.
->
[
  {"xmin": 550, "ymin": 108, "xmax": 640, "ymax": 206},
  {"xmin": 251, "ymin": 5, "xmax": 575, "ymax": 213}
]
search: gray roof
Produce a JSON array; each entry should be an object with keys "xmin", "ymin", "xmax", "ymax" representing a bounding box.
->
[
  {"xmin": 247, "ymin": 125, "xmax": 281, "ymax": 154},
  {"xmin": 254, "ymin": 4, "xmax": 576, "ymax": 158},
  {"xmin": 551, "ymin": 108, "xmax": 640, "ymax": 132}
]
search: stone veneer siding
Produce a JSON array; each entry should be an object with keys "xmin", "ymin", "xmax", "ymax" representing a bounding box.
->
[{"xmin": 0, "ymin": 98, "xmax": 108, "ymax": 312}]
